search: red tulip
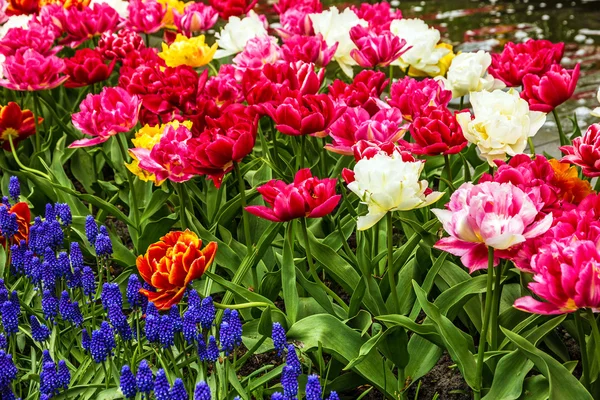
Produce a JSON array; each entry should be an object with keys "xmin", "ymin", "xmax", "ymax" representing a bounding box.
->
[
  {"xmin": 97, "ymin": 29, "xmax": 146, "ymax": 61},
  {"xmin": 521, "ymin": 63, "xmax": 580, "ymax": 113},
  {"xmin": 266, "ymin": 94, "xmax": 344, "ymax": 137},
  {"xmin": 488, "ymin": 39, "xmax": 564, "ymax": 87},
  {"xmin": 401, "ymin": 105, "xmax": 467, "ymax": 156},
  {"xmin": 328, "ymin": 70, "xmax": 388, "ymax": 116},
  {"xmin": 273, "ymin": 0, "xmax": 320, "ymax": 14},
  {"xmin": 209, "ymin": 0, "xmax": 257, "ymax": 19},
  {"xmin": 0, "ymin": 102, "xmax": 42, "ymax": 151},
  {"xmin": 64, "ymin": 48, "xmax": 116, "ymax": 88},
  {"xmin": 246, "ymin": 168, "xmax": 340, "ymax": 222},
  {"xmin": 388, "ymin": 77, "xmax": 451, "ymax": 121}
]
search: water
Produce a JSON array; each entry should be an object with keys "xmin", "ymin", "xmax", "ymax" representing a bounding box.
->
[{"xmin": 317, "ymin": 0, "xmax": 600, "ymax": 155}]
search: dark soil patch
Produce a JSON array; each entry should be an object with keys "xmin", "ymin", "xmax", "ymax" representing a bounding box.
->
[{"xmin": 407, "ymin": 352, "xmax": 471, "ymax": 400}]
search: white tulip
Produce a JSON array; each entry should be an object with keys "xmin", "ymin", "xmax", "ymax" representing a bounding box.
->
[
  {"xmin": 438, "ymin": 51, "xmax": 505, "ymax": 98},
  {"xmin": 214, "ymin": 11, "xmax": 268, "ymax": 59},
  {"xmin": 389, "ymin": 18, "xmax": 449, "ymax": 75},
  {"xmin": 591, "ymin": 86, "xmax": 600, "ymax": 118},
  {"xmin": 456, "ymin": 89, "xmax": 546, "ymax": 166},
  {"xmin": 0, "ymin": 14, "xmax": 32, "ymax": 40},
  {"xmin": 309, "ymin": 6, "xmax": 367, "ymax": 78},
  {"xmin": 347, "ymin": 152, "xmax": 443, "ymax": 230}
]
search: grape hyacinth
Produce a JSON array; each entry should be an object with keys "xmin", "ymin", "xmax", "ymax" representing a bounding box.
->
[
  {"xmin": 82, "ymin": 266, "xmax": 97, "ymax": 297},
  {"xmin": 126, "ymin": 274, "xmax": 143, "ymax": 308},
  {"xmin": 170, "ymin": 378, "xmax": 188, "ymax": 400},
  {"xmin": 90, "ymin": 330, "xmax": 109, "ymax": 363},
  {"xmin": 286, "ymin": 344, "xmax": 301, "ymax": 375},
  {"xmin": 55, "ymin": 203, "xmax": 72, "ymax": 226},
  {"xmin": 57, "ymin": 360, "xmax": 71, "ymax": 390},
  {"xmin": 271, "ymin": 393, "xmax": 284, "ymax": 400},
  {"xmin": 1, "ymin": 300, "xmax": 19, "ymax": 336},
  {"xmin": 120, "ymin": 365, "xmax": 137, "ymax": 399},
  {"xmin": 0, "ymin": 206, "xmax": 18, "ymax": 239},
  {"xmin": 136, "ymin": 359, "xmax": 154, "ymax": 396},
  {"xmin": 30, "ymin": 315, "xmax": 51, "ymax": 342},
  {"xmin": 206, "ymin": 335, "xmax": 219, "ymax": 362},
  {"xmin": 327, "ymin": 392, "xmax": 340, "ymax": 400},
  {"xmin": 0, "ymin": 333, "xmax": 6, "ymax": 349},
  {"xmin": 197, "ymin": 336, "xmax": 208, "ymax": 361},
  {"xmin": 100, "ymin": 321, "xmax": 117, "ymax": 353},
  {"xmin": 0, "ymin": 350, "xmax": 17, "ymax": 388},
  {"xmin": 145, "ymin": 314, "xmax": 160, "ymax": 343},
  {"xmin": 8, "ymin": 176, "xmax": 19, "ymax": 202},
  {"xmin": 42, "ymin": 349, "xmax": 53, "ymax": 364},
  {"xmin": 183, "ymin": 309, "xmax": 198, "ymax": 344},
  {"xmin": 159, "ymin": 314, "xmax": 175, "ymax": 348},
  {"xmin": 40, "ymin": 361, "xmax": 59, "ymax": 396},
  {"xmin": 199, "ymin": 296, "xmax": 215, "ymax": 329},
  {"xmin": 169, "ymin": 305, "xmax": 183, "ymax": 332},
  {"xmin": 101, "ymin": 282, "xmax": 123, "ymax": 309},
  {"xmin": 194, "ymin": 381, "xmax": 211, "ymax": 400},
  {"xmin": 281, "ymin": 365, "xmax": 299, "ymax": 399},
  {"xmin": 70, "ymin": 242, "xmax": 84, "ymax": 269},
  {"xmin": 154, "ymin": 369, "xmax": 170, "ymax": 400},
  {"xmin": 85, "ymin": 215, "xmax": 98, "ymax": 244},
  {"xmin": 306, "ymin": 374, "xmax": 322, "ymax": 400},
  {"xmin": 42, "ymin": 290, "xmax": 58, "ymax": 322},
  {"xmin": 81, "ymin": 328, "xmax": 91, "ymax": 352},
  {"xmin": 272, "ymin": 322, "xmax": 287, "ymax": 356}
]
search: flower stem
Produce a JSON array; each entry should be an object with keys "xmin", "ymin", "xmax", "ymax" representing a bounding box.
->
[
  {"xmin": 301, "ymin": 217, "xmax": 348, "ymax": 312},
  {"xmin": 299, "ymin": 135, "xmax": 306, "ymax": 170},
  {"xmin": 174, "ymin": 182, "xmax": 189, "ymax": 231},
  {"xmin": 116, "ymin": 135, "xmax": 140, "ymax": 231},
  {"xmin": 444, "ymin": 154, "xmax": 453, "ymax": 183},
  {"xmin": 32, "ymin": 91, "xmax": 43, "ymax": 154},
  {"xmin": 553, "ymin": 109, "xmax": 568, "ymax": 146},
  {"xmin": 8, "ymin": 135, "xmax": 50, "ymax": 180},
  {"xmin": 474, "ymin": 247, "xmax": 495, "ymax": 400},
  {"xmin": 386, "ymin": 212, "xmax": 400, "ymax": 314},
  {"xmin": 490, "ymin": 260, "xmax": 503, "ymax": 351},
  {"xmin": 459, "ymin": 96, "xmax": 464, "ymax": 110},
  {"xmin": 528, "ymin": 138, "xmax": 536, "ymax": 155},
  {"xmin": 233, "ymin": 162, "xmax": 252, "ymax": 255},
  {"xmin": 575, "ymin": 310, "xmax": 591, "ymax": 391}
]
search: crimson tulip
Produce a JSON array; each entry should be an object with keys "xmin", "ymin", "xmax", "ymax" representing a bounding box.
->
[
  {"xmin": 209, "ymin": 0, "xmax": 257, "ymax": 19},
  {"xmin": 521, "ymin": 63, "xmax": 580, "ymax": 113},
  {"xmin": 64, "ymin": 48, "xmax": 116, "ymax": 88}
]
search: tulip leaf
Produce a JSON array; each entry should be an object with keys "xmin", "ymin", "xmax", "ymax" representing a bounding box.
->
[
  {"xmin": 405, "ymin": 334, "xmax": 443, "ymax": 386},
  {"xmin": 501, "ymin": 327, "xmax": 593, "ymax": 400},
  {"xmin": 281, "ymin": 221, "xmax": 299, "ymax": 323},
  {"xmin": 483, "ymin": 350, "xmax": 534, "ymax": 400},
  {"xmin": 140, "ymin": 188, "xmax": 171, "ymax": 224},
  {"xmin": 287, "ymin": 314, "xmax": 398, "ymax": 397},
  {"xmin": 295, "ymin": 266, "xmax": 337, "ymax": 318}
]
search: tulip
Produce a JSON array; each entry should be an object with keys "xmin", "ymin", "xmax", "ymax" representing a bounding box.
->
[
  {"xmin": 388, "ymin": 76, "xmax": 451, "ymax": 121},
  {"xmin": 205, "ymin": 64, "xmax": 244, "ymax": 107},
  {"xmin": 514, "ymin": 239, "xmax": 600, "ymax": 314},
  {"xmin": 281, "ymin": 34, "xmax": 337, "ymax": 68},
  {"xmin": 349, "ymin": 25, "xmax": 409, "ymax": 68},
  {"xmin": 402, "ymin": 105, "xmax": 467, "ymax": 156},
  {"xmin": 232, "ymin": 36, "xmax": 282, "ymax": 79},
  {"xmin": 209, "ymin": 0, "xmax": 256, "ymax": 19},
  {"xmin": 432, "ymin": 181, "xmax": 553, "ymax": 272},
  {"xmin": 0, "ymin": 24, "xmax": 58, "ymax": 57},
  {"xmin": 326, "ymin": 107, "xmax": 404, "ymax": 155},
  {"xmin": 0, "ymin": 48, "xmax": 67, "ymax": 91},
  {"xmin": 173, "ymin": 3, "xmax": 218, "ymax": 37},
  {"xmin": 488, "ymin": 39, "xmax": 564, "ymax": 87},
  {"xmin": 273, "ymin": 0, "xmax": 320, "ymax": 14},
  {"xmin": 328, "ymin": 70, "xmax": 389, "ymax": 116},
  {"xmin": 560, "ymin": 123, "xmax": 600, "ymax": 177},
  {"xmin": 389, "ymin": 18, "xmax": 450, "ymax": 76},
  {"xmin": 64, "ymin": 48, "xmax": 115, "ymax": 88},
  {"xmin": 70, "ymin": 87, "xmax": 141, "ymax": 148},
  {"xmin": 275, "ymin": 6, "xmax": 314, "ymax": 39},
  {"xmin": 126, "ymin": 0, "xmax": 166, "ymax": 34},
  {"xmin": 521, "ymin": 63, "xmax": 580, "ymax": 113},
  {"xmin": 0, "ymin": 202, "xmax": 29, "ymax": 247},
  {"xmin": 214, "ymin": 11, "xmax": 267, "ymax": 59},
  {"xmin": 97, "ymin": 29, "xmax": 145, "ymax": 61},
  {"xmin": 0, "ymin": 102, "xmax": 42, "ymax": 150},
  {"xmin": 309, "ymin": 6, "xmax": 367, "ymax": 77},
  {"xmin": 158, "ymin": 34, "xmax": 217, "ymax": 68},
  {"xmin": 456, "ymin": 89, "xmax": 546, "ymax": 166},
  {"xmin": 137, "ymin": 230, "xmax": 217, "ymax": 310},
  {"xmin": 266, "ymin": 94, "xmax": 345, "ymax": 137},
  {"xmin": 350, "ymin": 2, "xmax": 402, "ymax": 33},
  {"xmin": 5, "ymin": 0, "xmax": 37, "ymax": 15},
  {"xmin": 131, "ymin": 122, "xmax": 196, "ymax": 183},
  {"xmin": 350, "ymin": 140, "xmax": 414, "ymax": 162},
  {"xmin": 246, "ymin": 169, "xmax": 340, "ymax": 222},
  {"xmin": 346, "ymin": 151, "xmax": 443, "ymax": 230},
  {"xmin": 438, "ymin": 50, "xmax": 505, "ymax": 98},
  {"xmin": 56, "ymin": 3, "xmax": 120, "ymax": 47}
]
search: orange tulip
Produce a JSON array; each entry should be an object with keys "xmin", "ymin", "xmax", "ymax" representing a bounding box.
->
[
  {"xmin": 0, "ymin": 102, "xmax": 43, "ymax": 151},
  {"xmin": 137, "ymin": 230, "xmax": 217, "ymax": 310},
  {"xmin": 0, "ymin": 202, "xmax": 30, "ymax": 247}
]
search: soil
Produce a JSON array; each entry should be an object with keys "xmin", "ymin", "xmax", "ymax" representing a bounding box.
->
[{"xmin": 406, "ymin": 352, "xmax": 471, "ymax": 400}]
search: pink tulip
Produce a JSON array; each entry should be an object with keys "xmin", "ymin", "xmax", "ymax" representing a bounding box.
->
[
  {"xmin": 432, "ymin": 181, "xmax": 553, "ymax": 273},
  {"xmin": 0, "ymin": 24, "xmax": 58, "ymax": 57},
  {"xmin": 173, "ymin": 3, "xmax": 218, "ymax": 37},
  {"xmin": 246, "ymin": 168, "xmax": 340, "ymax": 222},
  {"xmin": 281, "ymin": 34, "xmax": 337, "ymax": 68},
  {"xmin": 233, "ymin": 36, "xmax": 282, "ymax": 80},
  {"xmin": 514, "ymin": 239, "xmax": 600, "ymax": 314},
  {"xmin": 0, "ymin": 48, "xmax": 67, "ymax": 91},
  {"xmin": 97, "ymin": 29, "xmax": 146, "ymax": 61},
  {"xmin": 350, "ymin": 2, "xmax": 402, "ymax": 33},
  {"xmin": 205, "ymin": 65, "xmax": 244, "ymax": 107},
  {"xmin": 350, "ymin": 139, "xmax": 415, "ymax": 162},
  {"xmin": 561, "ymin": 123, "xmax": 600, "ymax": 177},
  {"xmin": 273, "ymin": 0, "xmax": 321, "ymax": 14},
  {"xmin": 275, "ymin": 6, "xmax": 314, "ymax": 39},
  {"xmin": 521, "ymin": 64, "xmax": 580, "ymax": 113},
  {"xmin": 388, "ymin": 77, "xmax": 451, "ymax": 121},
  {"xmin": 70, "ymin": 87, "xmax": 141, "ymax": 148},
  {"xmin": 131, "ymin": 123, "xmax": 196, "ymax": 183},
  {"xmin": 56, "ymin": 3, "xmax": 120, "ymax": 47},
  {"xmin": 127, "ymin": 0, "xmax": 166, "ymax": 34},
  {"xmin": 350, "ymin": 25, "xmax": 409, "ymax": 68},
  {"xmin": 326, "ymin": 107, "xmax": 404, "ymax": 155}
]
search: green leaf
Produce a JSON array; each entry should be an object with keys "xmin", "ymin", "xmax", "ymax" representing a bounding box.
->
[
  {"xmin": 281, "ymin": 221, "xmax": 299, "ymax": 323},
  {"xmin": 138, "ymin": 214, "xmax": 177, "ymax": 252},
  {"xmin": 502, "ymin": 327, "xmax": 593, "ymax": 400},
  {"xmin": 295, "ymin": 266, "xmax": 337, "ymax": 317},
  {"xmin": 140, "ymin": 188, "xmax": 171, "ymax": 223},
  {"xmin": 287, "ymin": 314, "xmax": 398, "ymax": 397},
  {"xmin": 484, "ymin": 350, "xmax": 533, "ymax": 400}
]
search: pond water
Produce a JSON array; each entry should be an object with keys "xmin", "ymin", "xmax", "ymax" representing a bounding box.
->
[{"xmin": 323, "ymin": 0, "xmax": 600, "ymax": 155}]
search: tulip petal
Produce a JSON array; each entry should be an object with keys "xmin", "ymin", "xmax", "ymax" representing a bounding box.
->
[{"xmin": 513, "ymin": 296, "xmax": 567, "ymax": 315}]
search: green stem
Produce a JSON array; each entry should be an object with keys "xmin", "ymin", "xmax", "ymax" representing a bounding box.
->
[
  {"xmin": 299, "ymin": 135, "xmax": 306, "ymax": 170},
  {"xmin": 214, "ymin": 301, "xmax": 276, "ymax": 310},
  {"xmin": 174, "ymin": 182, "xmax": 189, "ymax": 230},
  {"xmin": 116, "ymin": 135, "xmax": 140, "ymax": 230},
  {"xmin": 575, "ymin": 311, "xmax": 590, "ymax": 391},
  {"xmin": 319, "ymin": 137, "xmax": 327, "ymax": 177},
  {"xmin": 528, "ymin": 138, "xmax": 536, "ymax": 155},
  {"xmin": 553, "ymin": 109, "xmax": 568, "ymax": 146},
  {"xmin": 490, "ymin": 261, "xmax": 503, "ymax": 351},
  {"xmin": 474, "ymin": 247, "xmax": 495, "ymax": 400},
  {"xmin": 389, "ymin": 64, "xmax": 394, "ymax": 82},
  {"xmin": 102, "ymin": 361, "xmax": 110, "ymax": 390},
  {"xmin": 32, "ymin": 91, "xmax": 43, "ymax": 154},
  {"xmin": 233, "ymin": 161, "xmax": 252, "ymax": 255},
  {"xmin": 8, "ymin": 135, "xmax": 50, "ymax": 179},
  {"xmin": 300, "ymin": 217, "xmax": 349, "ymax": 312},
  {"xmin": 444, "ymin": 154, "xmax": 453, "ymax": 183},
  {"xmin": 386, "ymin": 212, "xmax": 400, "ymax": 314},
  {"xmin": 271, "ymin": 127, "xmax": 280, "ymax": 167},
  {"xmin": 459, "ymin": 96, "xmax": 464, "ymax": 110}
]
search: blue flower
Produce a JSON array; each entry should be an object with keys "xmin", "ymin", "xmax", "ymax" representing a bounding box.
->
[
  {"xmin": 40, "ymin": 361, "xmax": 59, "ymax": 396},
  {"xmin": 100, "ymin": 321, "xmax": 116, "ymax": 353},
  {"xmin": 272, "ymin": 322, "xmax": 287, "ymax": 356},
  {"xmin": 219, "ymin": 321, "xmax": 235, "ymax": 355},
  {"xmin": 126, "ymin": 274, "xmax": 143, "ymax": 309},
  {"xmin": 120, "ymin": 365, "xmax": 137, "ymax": 399},
  {"xmin": 0, "ymin": 350, "xmax": 17, "ymax": 387},
  {"xmin": 70, "ymin": 242, "xmax": 84, "ymax": 269},
  {"xmin": 30, "ymin": 315, "xmax": 51, "ymax": 342},
  {"xmin": 154, "ymin": 369, "xmax": 170, "ymax": 400},
  {"xmin": 170, "ymin": 378, "xmax": 188, "ymax": 400},
  {"xmin": 197, "ymin": 335, "xmax": 208, "ymax": 361},
  {"xmin": 9, "ymin": 240, "xmax": 26, "ymax": 273},
  {"xmin": 81, "ymin": 328, "xmax": 91, "ymax": 352},
  {"xmin": 1, "ymin": 298, "xmax": 19, "ymax": 336},
  {"xmin": 146, "ymin": 302, "xmax": 159, "ymax": 318},
  {"xmin": 42, "ymin": 349, "xmax": 53, "ymax": 364},
  {"xmin": 90, "ymin": 330, "xmax": 109, "ymax": 363},
  {"xmin": 101, "ymin": 283, "xmax": 122, "ymax": 310},
  {"xmin": 68, "ymin": 266, "xmax": 82, "ymax": 289},
  {"xmin": 183, "ymin": 309, "xmax": 198, "ymax": 344},
  {"xmin": 47, "ymin": 220, "xmax": 64, "ymax": 250},
  {"xmin": 194, "ymin": 381, "xmax": 211, "ymax": 400},
  {"xmin": 286, "ymin": 344, "xmax": 301, "ymax": 375},
  {"xmin": 305, "ymin": 374, "xmax": 322, "ymax": 400},
  {"xmin": 145, "ymin": 314, "xmax": 159, "ymax": 343},
  {"xmin": 1, "ymin": 196, "xmax": 9, "ymax": 207},
  {"xmin": 199, "ymin": 296, "xmax": 215, "ymax": 329},
  {"xmin": 85, "ymin": 216, "xmax": 98, "ymax": 244},
  {"xmin": 45, "ymin": 204, "xmax": 56, "ymax": 221},
  {"xmin": 55, "ymin": 203, "xmax": 72, "ymax": 227},
  {"xmin": 188, "ymin": 289, "xmax": 201, "ymax": 310},
  {"xmin": 327, "ymin": 391, "xmax": 340, "ymax": 400},
  {"xmin": 136, "ymin": 359, "xmax": 154, "ymax": 395},
  {"xmin": 95, "ymin": 227, "xmax": 113, "ymax": 258},
  {"xmin": 57, "ymin": 360, "xmax": 71, "ymax": 390},
  {"xmin": 28, "ymin": 255, "xmax": 42, "ymax": 286},
  {"xmin": 108, "ymin": 306, "xmax": 133, "ymax": 341},
  {"xmin": 169, "ymin": 305, "xmax": 183, "ymax": 332},
  {"xmin": 0, "ymin": 205, "xmax": 18, "ymax": 239},
  {"xmin": 271, "ymin": 393, "xmax": 284, "ymax": 400},
  {"xmin": 281, "ymin": 365, "xmax": 299, "ymax": 399},
  {"xmin": 0, "ymin": 385, "xmax": 17, "ymax": 400},
  {"xmin": 56, "ymin": 251, "xmax": 71, "ymax": 278},
  {"xmin": 206, "ymin": 335, "xmax": 219, "ymax": 362},
  {"xmin": 59, "ymin": 291, "xmax": 73, "ymax": 321},
  {"xmin": 159, "ymin": 314, "xmax": 175, "ymax": 348},
  {"xmin": 8, "ymin": 176, "xmax": 19, "ymax": 202},
  {"xmin": 42, "ymin": 290, "xmax": 58, "ymax": 323},
  {"xmin": 0, "ymin": 333, "xmax": 6, "ymax": 349},
  {"xmin": 82, "ymin": 266, "xmax": 96, "ymax": 297}
]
